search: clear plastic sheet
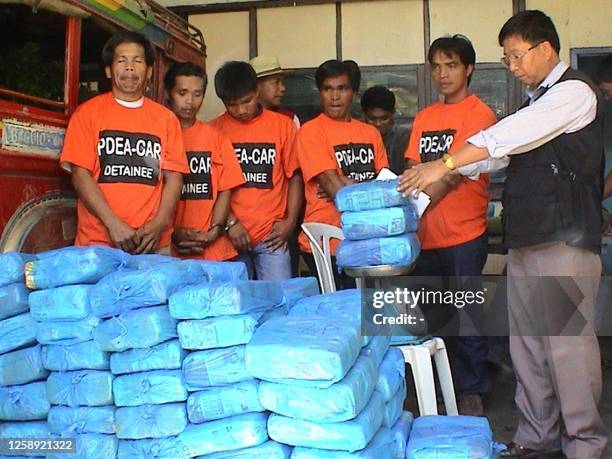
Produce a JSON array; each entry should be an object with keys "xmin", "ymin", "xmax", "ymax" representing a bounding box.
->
[
  {"xmin": 0, "ymin": 283, "xmax": 30, "ymax": 320},
  {"xmin": 115, "ymin": 403, "xmax": 188, "ymax": 439},
  {"xmin": 47, "ymin": 406, "xmax": 116, "ymax": 435},
  {"xmin": 0, "ymin": 382, "xmax": 49, "ymax": 421},
  {"xmin": 0, "ymin": 345, "xmax": 48, "ymax": 386},
  {"xmin": 113, "ymin": 369, "xmax": 187, "ymax": 407},
  {"xmin": 178, "ymin": 313, "xmax": 262, "ymax": 350},
  {"xmin": 29, "ymin": 285, "xmax": 91, "ymax": 321},
  {"xmin": 187, "ymin": 379, "xmax": 263, "ymax": 423},
  {"xmin": 182, "ymin": 345, "xmax": 250, "ymax": 391},
  {"xmin": 46, "ymin": 370, "xmax": 114, "ymax": 407},
  {"xmin": 336, "ymin": 233, "xmax": 421, "ymax": 269},
  {"xmin": 335, "ymin": 179, "xmax": 408, "ymax": 212},
  {"xmin": 42, "ymin": 340, "xmax": 110, "ymax": 372},
  {"xmin": 341, "ymin": 205, "xmax": 419, "ymax": 240},
  {"xmin": 0, "ymin": 313, "xmax": 37, "ymax": 354},
  {"xmin": 110, "ymin": 339, "xmax": 186, "ymax": 375}
]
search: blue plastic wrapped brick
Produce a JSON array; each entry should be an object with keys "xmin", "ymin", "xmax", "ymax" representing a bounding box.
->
[
  {"xmin": 335, "ymin": 179, "xmax": 409, "ymax": 212},
  {"xmin": 0, "ymin": 345, "xmax": 48, "ymax": 386},
  {"xmin": 0, "ymin": 252, "xmax": 36, "ymax": 287},
  {"xmin": 36, "ymin": 316, "xmax": 100, "ymax": 346},
  {"xmin": 118, "ymin": 437, "xmax": 190, "ymax": 459},
  {"xmin": 110, "ymin": 339, "xmax": 186, "ymax": 375},
  {"xmin": 196, "ymin": 440, "xmax": 291, "ymax": 459},
  {"xmin": 169, "ymin": 280, "xmax": 283, "ymax": 320},
  {"xmin": 375, "ymin": 348, "xmax": 405, "ymax": 401},
  {"xmin": 89, "ymin": 261, "xmax": 203, "ymax": 318},
  {"xmin": 406, "ymin": 415, "xmax": 498, "ymax": 459},
  {"xmin": 29, "ymin": 285, "xmax": 91, "ymax": 321},
  {"xmin": 115, "ymin": 403, "xmax": 188, "ymax": 439},
  {"xmin": 268, "ymin": 391, "xmax": 384, "ymax": 451},
  {"xmin": 178, "ymin": 314, "xmax": 261, "ymax": 350},
  {"xmin": 126, "ymin": 254, "xmax": 175, "ymax": 270},
  {"xmin": 258, "ymin": 355, "xmax": 378, "ymax": 423},
  {"xmin": 24, "ymin": 245, "xmax": 129, "ymax": 290},
  {"xmin": 93, "ymin": 306, "xmax": 177, "ymax": 352},
  {"xmin": 45, "ymin": 433, "xmax": 118, "ymax": 459},
  {"xmin": 0, "ymin": 382, "xmax": 50, "ymax": 421},
  {"xmin": 382, "ymin": 380, "xmax": 406, "ymax": 427},
  {"xmin": 360, "ymin": 334, "xmax": 391, "ymax": 368},
  {"xmin": 46, "ymin": 370, "xmax": 114, "ymax": 407},
  {"xmin": 0, "ymin": 420, "xmax": 50, "ymax": 439},
  {"xmin": 245, "ymin": 315, "xmax": 361, "ymax": 388},
  {"xmin": 336, "ymin": 234, "xmax": 421, "ymax": 269},
  {"xmin": 42, "ymin": 341, "xmax": 110, "ymax": 371},
  {"xmin": 187, "ymin": 260, "xmax": 248, "ymax": 282},
  {"xmin": 178, "ymin": 412, "xmax": 269, "ymax": 457},
  {"xmin": 290, "ymin": 427, "xmax": 395, "ymax": 458},
  {"xmin": 182, "ymin": 345, "xmax": 250, "ymax": 391},
  {"xmin": 113, "ymin": 369, "xmax": 188, "ymax": 407},
  {"xmin": 0, "ymin": 283, "xmax": 30, "ymax": 320},
  {"xmin": 341, "ymin": 205, "xmax": 419, "ymax": 240},
  {"xmin": 0, "ymin": 312, "xmax": 37, "ymax": 354},
  {"xmin": 187, "ymin": 379, "xmax": 263, "ymax": 423},
  {"xmin": 390, "ymin": 412, "xmax": 413, "ymax": 459},
  {"xmin": 279, "ymin": 277, "xmax": 319, "ymax": 311},
  {"xmin": 48, "ymin": 406, "xmax": 116, "ymax": 434}
]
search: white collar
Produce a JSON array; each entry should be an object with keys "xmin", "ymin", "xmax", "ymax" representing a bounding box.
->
[
  {"xmin": 526, "ymin": 61, "xmax": 569, "ymax": 98},
  {"xmin": 114, "ymin": 97, "xmax": 144, "ymax": 108}
]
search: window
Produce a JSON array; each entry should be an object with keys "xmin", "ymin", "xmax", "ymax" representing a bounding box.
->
[{"xmin": 78, "ymin": 17, "xmax": 117, "ymax": 103}]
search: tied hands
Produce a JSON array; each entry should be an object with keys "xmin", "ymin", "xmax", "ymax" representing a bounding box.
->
[
  {"xmin": 172, "ymin": 226, "xmax": 222, "ymax": 255},
  {"xmin": 107, "ymin": 216, "xmax": 168, "ymax": 254}
]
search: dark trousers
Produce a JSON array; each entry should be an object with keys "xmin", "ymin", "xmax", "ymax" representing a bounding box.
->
[
  {"xmin": 301, "ymin": 251, "xmax": 356, "ymax": 290},
  {"xmin": 410, "ymin": 232, "xmax": 490, "ymax": 395}
]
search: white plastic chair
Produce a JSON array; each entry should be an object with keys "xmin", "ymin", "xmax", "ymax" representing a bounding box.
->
[{"xmin": 301, "ymin": 222, "xmax": 344, "ymax": 293}]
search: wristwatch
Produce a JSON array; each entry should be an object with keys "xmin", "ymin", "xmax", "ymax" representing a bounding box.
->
[
  {"xmin": 441, "ymin": 153, "xmax": 456, "ymax": 171},
  {"xmin": 224, "ymin": 218, "xmax": 238, "ymax": 232}
]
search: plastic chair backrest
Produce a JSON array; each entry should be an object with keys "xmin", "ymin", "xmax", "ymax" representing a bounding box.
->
[{"xmin": 301, "ymin": 223, "xmax": 344, "ymax": 294}]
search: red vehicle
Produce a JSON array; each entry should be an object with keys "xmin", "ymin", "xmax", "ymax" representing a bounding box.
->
[{"xmin": 0, "ymin": 0, "xmax": 205, "ymax": 253}]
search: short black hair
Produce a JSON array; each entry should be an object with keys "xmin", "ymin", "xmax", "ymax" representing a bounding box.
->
[
  {"xmin": 498, "ymin": 10, "xmax": 560, "ymax": 54},
  {"xmin": 102, "ymin": 31, "xmax": 155, "ymax": 67},
  {"xmin": 361, "ymin": 86, "xmax": 395, "ymax": 113},
  {"xmin": 594, "ymin": 55, "xmax": 612, "ymax": 85},
  {"xmin": 214, "ymin": 61, "xmax": 258, "ymax": 103},
  {"xmin": 315, "ymin": 59, "xmax": 361, "ymax": 92},
  {"xmin": 428, "ymin": 34, "xmax": 476, "ymax": 85},
  {"xmin": 164, "ymin": 62, "xmax": 207, "ymax": 93}
]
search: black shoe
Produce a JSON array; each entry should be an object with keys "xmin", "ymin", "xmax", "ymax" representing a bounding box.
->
[{"xmin": 500, "ymin": 442, "xmax": 562, "ymax": 458}]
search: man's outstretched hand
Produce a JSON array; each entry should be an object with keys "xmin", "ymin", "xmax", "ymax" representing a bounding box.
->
[{"xmin": 397, "ymin": 160, "xmax": 448, "ymax": 197}]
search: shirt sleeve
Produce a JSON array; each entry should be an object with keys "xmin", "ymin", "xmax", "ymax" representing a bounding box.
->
[
  {"xmin": 296, "ymin": 125, "xmax": 338, "ymax": 182},
  {"xmin": 161, "ymin": 114, "xmax": 189, "ymax": 174},
  {"xmin": 404, "ymin": 115, "xmax": 422, "ymax": 163},
  {"xmin": 467, "ymin": 79, "xmax": 597, "ymax": 159},
  {"xmin": 282, "ymin": 119, "xmax": 300, "ymax": 179},
  {"xmin": 217, "ymin": 132, "xmax": 245, "ymax": 191},
  {"xmin": 60, "ymin": 108, "xmax": 97, "ymax": 173},
  {"xmin": 373, "ymin": 129, "xmax": 390, "ymax": 172}
]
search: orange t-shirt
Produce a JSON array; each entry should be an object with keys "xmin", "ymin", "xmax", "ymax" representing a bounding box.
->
[
  {"xmin": 296, "ymin": 114, "xmax": 389, "ymax": 254},
  {"xmin": 211, "ymin": 109, "xmax": 298, "ymax": 246},
  {"xmin": 60, "ymin": 93, "xmax": 188, "ymax": 249},
  {"xmin": 173, "ymin": 121, "xmax": 246, "ymax": 261},
  {"xmin": 404, "ymin": 94, "xmax": 496, "ymax": 250}
]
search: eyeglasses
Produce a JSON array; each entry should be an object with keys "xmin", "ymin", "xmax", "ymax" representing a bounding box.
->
[{"xmin": 500, "ymin": 41, "xmax": 544, "ymax": 67}]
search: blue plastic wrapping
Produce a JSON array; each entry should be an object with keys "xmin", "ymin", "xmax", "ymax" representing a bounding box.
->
[
  {"xmin": 46, "ymin": 370, "xmax": 114, "ymax": 407},
  {"xmin": 92, "ymin": 306, "xmax": 177, "ymax": 352},
  {"xmin": 0, "ymin": 253, "xmax": 36, "ymax": 287},
  {"xmin": 279, "ymin": 277, "xmax": 319, "ymax": 311},
  {"xmin": 182, "ymin": 345, "xmax": 250, "ymax": 391},
  {"xmin": 375, "ymin": 348, "xmax": 405, "ymax": 401},
  {"xmin": 89, "ymin": 262, "xmax": 203, "ymax": 318},
  {"xmin": 118, "ymin": 437, "xmax": 190, "ymax": 459},
  {"xmin": 258, "ymin": 355, "xmax": 378, "ymax": 423},
  {"xmin": 187, "ymin": 379, "xmax": 264, "ymax": 423},
  {"xmin": 0, "ymin": 313, "xmax": 37, "ymax": 354},
  {"xmin": 178, "ymin": 412, "xmax": 269, "ymax": 457},
  {"xmin": 390, "ymin": 412, "xmax": 413, "ymax": 459},
  {"xmin": 36, "ymin": 316, "xmax": 100, "ymax": 346},
  {"xmin": 48, "ymin": 406, "xmax": 116, "ymax": 435},
  {"xmin": 113, "ymin": 369, "xmax": 187, "ymax": 407},
  {"xmin": 187, "ymin": 260, "xmax": 248, "ymax": 282},
  {"xmin": 45, "ymin": 433, "xmax": 118, "ymax": 459},
  {"xmin": 341, "ymin": 205, "xmax": 419, "ymax": 240},
  {"xmin": 290, "ymin": 427, "xmax": 395, "ymax": 458},
  {"xmin": 115, "ymin": 403, "xmax": 188, "ymax": 439},
  {"xmin": 0, "ymin": 345, "xmax": 48, "ymax": 386},
  {"xmin": 336, "ymin": 233, "xmax": 421, "ymax": 269},
  {"xmin": 169, "ymin": 280, "xmax": 283, "ymax": 320},
  {"xmin": 196, "ymin": 440, "xmax": 291, "ymax": 459},
  {"xmin": 178, "ymin": 314, "xmax": 262, "ymax": 350},
  {"xmin": 405, "ymin": 415, "xmax": 496, "ymax": 459},
  {"xmin": 268, "ymin": 391, "xmax": 385, "ymax": 452},
  {"xmin": 24, "ymin": 245, "xmax": 129, "ymax": 290},
  {"xmin": 335, "ymin": 179, "xmax": 408, "ymax": 212},
  {"xmin": 360, "ymin": 334, "xmax": 391, "ymax": 368},
  {"xmin": 42, "ymin": 341, "xmax": 110, "ymax": 371},
  {"xmin": 0, "ymin": 421, "xmax": 50, "ymax": 438},
  {"xmin": 0, "ymin": 382, "xmax": 50, "ymax": 421},
  {"xmin": 125, "ymin": 254, "xmax": 175, "ymax": 270},
  {"xmin": 382, "ymin": 380, "xmax": 406, "ymax": 428},
  {"xmin": 0, "ymin": 283, "xmax": 30, "ymax": 320},
  {"xmin": 110, "ymin": 339, "xmax": 186, "ymax": 375},
  {"xmin": 245, "ymin": 315, "xmax": 361, "ymax": 388},
  {"xmin": 29, "ymin": 285, "xmax": 91, "ymax": 321},
  {"xmin": 259, "ymin": 305, "xmax": 287, "ymax": 322}
]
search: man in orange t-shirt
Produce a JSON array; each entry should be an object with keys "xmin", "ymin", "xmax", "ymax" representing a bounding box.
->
[
  {"xmin": 164, "ymin": 62, "xmax": 245, "ymax": 261},
  {"xmin": 295, "ymin": 59, "xmax": 388, "ymax": 286},
  {"xmin": 60, "ymin": 31, "xmax": 187, "ymax": 254},
  {"xmin": 211, "ymin": 61, "xmax": 303, "ymax": 280},
  {"xmin": 403, "ymin": 35, "xmax": 496, "ymax": 416}
]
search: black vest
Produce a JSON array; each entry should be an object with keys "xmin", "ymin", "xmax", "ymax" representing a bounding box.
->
[{"xmin": 502, "ymin": 67, "xmax": 604, "ymax": 253}]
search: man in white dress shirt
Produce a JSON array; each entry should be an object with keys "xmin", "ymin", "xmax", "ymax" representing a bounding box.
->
[{"xmin": 399, "ymin": 10, "xmax": 607, "ymax": 458}]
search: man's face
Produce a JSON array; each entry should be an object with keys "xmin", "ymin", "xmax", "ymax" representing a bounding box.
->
[
  {"xmin": 319, "ymin": 74, "xmax": 354, "ymax": 121},
  {"xmin": 364, "ymin": 107, "xmax": 394, "ymax": 135},
  {"xmin": 168, "ymin": 75, "xmax": 205, "ymax": 128},
  {"xmin": 430, "ymin": 51, "xmax": 472, "ymax": 103},
  {"xmin": 225, "ymin": 90, "xmax": 260, "ymax": 122},
  {"xmin": 105, "ymin": 42, "xmax": 152, "ymax": 101},
  {"xmin": 501, "ymin": 34, "xmax": 549, "ymax": 88},
  {"xmin": 258, "ymin": 74, "xmax": 286, "ymax": 108},
  {"xmin": 599, "ymin": 82, "xmax": 612, "ymax": 102}
]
